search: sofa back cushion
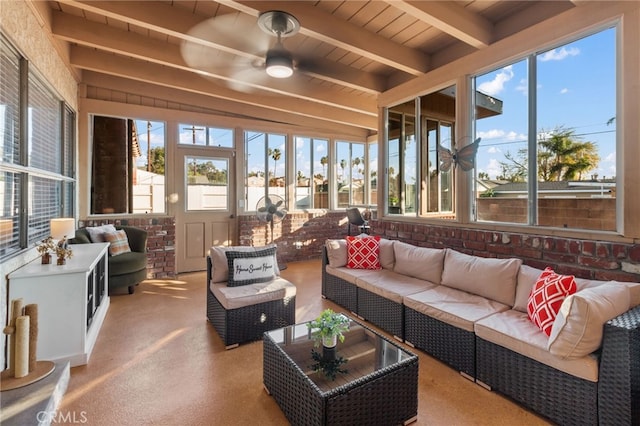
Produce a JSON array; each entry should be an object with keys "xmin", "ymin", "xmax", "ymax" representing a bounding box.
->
[
  {"xmin": 325, "ymin": 238, "xmax": 394, "ymax": 269},
  {"xmin": 547, "ymin": 282, "xmax": 630, "ymax": 359},
  {"xmin": 441, "ymin": 249, "xmax": 522, "ymax": 306},
  {"xmin": 210, "ymin": 245, "xmax": 279, "ymax": 283},
  {"xmin": 393, "ymin": 241, "xmax": 445, "ymax": 284},
  {"xmin": 514, "ymin": 264, "xmax": 611, "ymax": 313},
  {"xmin": 514, "ymin": 264, "xmax": 545, "ymax": 312}
]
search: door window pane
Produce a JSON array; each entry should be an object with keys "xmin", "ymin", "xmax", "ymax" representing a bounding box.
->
[{"xmin": 186, "ymin": 156, "xmax": 228, "ymax": 211}]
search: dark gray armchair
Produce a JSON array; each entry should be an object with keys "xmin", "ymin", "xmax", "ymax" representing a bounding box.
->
[{"xmin": 71, "ymin": 225, "xmax": 148, "ymax": 294}]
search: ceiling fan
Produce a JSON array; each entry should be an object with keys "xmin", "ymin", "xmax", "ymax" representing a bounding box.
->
[
  {"xmin": 179, "ymin": 10, "xmax": 306, "ymax": 93},
  {"xmin": 257, "ymin": 10, "xmax": 300, "ymax": 79}
]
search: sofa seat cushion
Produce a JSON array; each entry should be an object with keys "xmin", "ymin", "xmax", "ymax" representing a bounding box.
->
[
  {"xmin": 475, "ymin": 310, "xmax": 599, "ymax": 382},
  {"xmin": 441, "ymin": 249, "xmax": 522, "ymax": 306},
  {"xmin": 211, "ymin": 277, "xmax": 296, "ymax": 310},
  {"xmin": 404, "ymin": 286, "xmax": 510, "ymax": 332},
  {"xmin": 355, "ymin": 270, "xmax": 436, "ymax": 304},
  {"xmin": 325, "ymin": 266, "xmax": 380, "ymax": 285},
  {"xmin": 108, "ymin": 251, "xmax": 146, "ymax": 276}
]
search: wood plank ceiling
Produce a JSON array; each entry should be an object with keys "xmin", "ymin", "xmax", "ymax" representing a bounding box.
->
[{"xmin": 48, "ymin": 0, "xmax": 576, "ymax": 137}]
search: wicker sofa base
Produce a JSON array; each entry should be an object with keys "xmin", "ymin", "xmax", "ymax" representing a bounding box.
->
[
  {"xmin": 206, "ymin": 284, "xmax": 296, "ymax": 348},
  {"xmin": 357, "ymin": 287, "xmax": 404, "ymax": 340},
  {"xmin": 405, "ymin": 306, "xmax": 476, "ymax": 379},
  {"xmin": 322, "ymin": 272, "xmax": 358, "ymax": 313},
  {"xmin": 476, "ymin": 336, "xmax": 597, "ymax": 426}
]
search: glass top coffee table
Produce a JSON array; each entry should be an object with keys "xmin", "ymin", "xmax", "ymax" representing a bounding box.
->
[{"xmin": 263, "ymin": 316, "xmax": 419, "ymax": 425}]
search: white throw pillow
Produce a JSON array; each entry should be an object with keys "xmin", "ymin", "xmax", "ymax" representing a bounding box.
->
[
  {"xmin": 325, "ymin": 239, "xmax": 348, "ymax": 268},
  {"xmin": 393, "ymin": 241, "xmax": 445, "ymax": 284},
  {"xmin": 513, "ymin": 264, "xmax": 544, "ymax": 313},
  {"xmin": 441, "ymin": 249, "xmax": 522, "ymax": 306},
  {"xmin": 85, "ymin": 224, "xmax": 117, "ymax": 243},
  {"xmin": 547, "ymin": 282, "xmax": 630, "ymax": 359},
  {"xmin": 379, "ymin": 238, "xmax": 395, "ymax": 270}
]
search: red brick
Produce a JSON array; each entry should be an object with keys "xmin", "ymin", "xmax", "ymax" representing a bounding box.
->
[
  {"xmin": 464, "ymin": 240, "xmax": 486, "ymax": 251},
  {"xmin": 582, "ymin": 241, "xmax": 596, "ymax": 256},
  {"xmin": 542, "ymin": 252, "xmax": 577, "ymax": 264},
  {"xmin": 595, "ymin": 242, "xmax": 610, "ymax": 258},
  {"xmin": 513, "ymin": 247, "xmax": 542, "ymax": 259},
  {"xmin": 593, "ymin": 270, "xmax": 640, "ymax": 282},
  {"xmin": 578, "ymin": 256, "xmax": 619, "ymax": 270},
  {"xmin": 629, "ymin": 245, "xmax": 640, "ymax": 262},
  {"xmin": 486, "ymin": 244, "xmax": 513, "ymax": 256}
]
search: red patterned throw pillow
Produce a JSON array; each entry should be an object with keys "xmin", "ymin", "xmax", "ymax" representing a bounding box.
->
[
  {"xmin": 527, "ymin": 267, "xmax": 577, "ymax": 336},
  {"xmin": 346, "ymin": 236, "xmax": 381, "ymax": 270}
]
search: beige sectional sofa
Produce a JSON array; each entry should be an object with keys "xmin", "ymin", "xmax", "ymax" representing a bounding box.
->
[{"xmin": 322, "ymin": 238, "xmax": 640, "ymax": 426}]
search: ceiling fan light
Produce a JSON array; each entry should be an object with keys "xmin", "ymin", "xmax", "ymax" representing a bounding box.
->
[{"xmin": 265, "ymin": 53, "xmax": 293, "ymax": 78}]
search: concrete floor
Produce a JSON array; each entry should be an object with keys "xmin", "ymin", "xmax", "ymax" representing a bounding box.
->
[{"xmin": 58, "ymin": 259, "xmax": 551, "ymax": 425}]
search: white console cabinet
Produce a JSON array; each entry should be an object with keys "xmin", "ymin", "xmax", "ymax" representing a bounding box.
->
[{"xmin": 8, "ymin": 243, "xmax": 110, "ymax": 367}]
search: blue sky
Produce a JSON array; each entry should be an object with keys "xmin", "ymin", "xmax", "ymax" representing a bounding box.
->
[{"xmin": 474, "ymin": 26, "xmax": 616, "ymax": 180}]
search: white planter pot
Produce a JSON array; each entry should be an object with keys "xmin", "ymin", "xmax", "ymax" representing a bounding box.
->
[{"xmin": 322, "ymin": 334, "xmax": 337, "ymax": 348}]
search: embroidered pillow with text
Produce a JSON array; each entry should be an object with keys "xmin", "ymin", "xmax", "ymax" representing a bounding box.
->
[{"xmin": 225, "ymin": 246, "xmax": 278, "ymax": 287}]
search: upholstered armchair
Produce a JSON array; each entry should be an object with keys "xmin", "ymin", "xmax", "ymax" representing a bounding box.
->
[{"xmin": 71, "ymin": 225, "xmax": 148, "ymax": 294}]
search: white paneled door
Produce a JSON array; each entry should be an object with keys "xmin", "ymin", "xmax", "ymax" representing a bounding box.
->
[{"xmin": 175, "ymin": 147, "xmax": 236, "ymax": 273}]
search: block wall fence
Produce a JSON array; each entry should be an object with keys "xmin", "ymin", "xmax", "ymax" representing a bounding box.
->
[{"xmin": 81, "ymin": 213, "xmax": 640, "ymax": 284}]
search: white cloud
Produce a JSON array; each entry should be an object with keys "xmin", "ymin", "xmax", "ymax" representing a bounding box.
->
[
  {"xmin": 315, "ymin": 144, "xmax": 326, "ymax": 153},
  {"xmin": 515, "ymin": 78, "xmax": 527, "ymax": 95},
  {"xmin": 538, "ymin": 46, "xmax": 580, "ymax": 62},
  {"xmin": 487, "ymin": 146, "xmax": 501, "ymax": 154},
  {"xmin": 560, "ymin": 88, "xmax": 569, "ymax": 94},
  {"xmin": 477, "ymin": 129, "xmax": 525, "ymax": 142},
  {"xmin": 477, "ymin": 129, "xmax": 507, "ymax": 139},
  {"xmin": 482, "ymin": 158, "xmax": 502, "ymax": 179},
  {"xmin": 478, "ymin": 65, "xmax": 514, "ymax": 96}
]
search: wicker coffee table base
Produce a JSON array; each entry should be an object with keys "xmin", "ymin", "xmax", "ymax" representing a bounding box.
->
[{"xmin": 263, "ymin": 323, "xmax": 418, "ymax": 426}]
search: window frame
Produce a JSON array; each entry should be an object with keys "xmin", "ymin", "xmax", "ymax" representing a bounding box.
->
[{"xmin": 0, "ymin": 35, "xmax": 76, "ymax": 260}]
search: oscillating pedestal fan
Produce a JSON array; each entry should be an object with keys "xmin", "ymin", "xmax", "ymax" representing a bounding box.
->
[{"xmin": 256, "ymin": 195, "xmax": 287, "ymax": 269}]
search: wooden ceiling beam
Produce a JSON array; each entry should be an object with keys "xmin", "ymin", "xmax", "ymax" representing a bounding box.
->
[
  {"xmin": 219, "ymin": 0, "xmax": 430, "ymax": 75},
  {"xmin": 52, "ymin": 11, "xmax": 377, "ymax": 114},
  {"xmin": 56, "ymin": 0, "xmax": 384, "ymax": 93},
  {"xmin": 70, "ymin": 46, "xmax": 378, "ymax": 130},
  {"xmin": 385, "ymin": 0, "xmax": 493, "ymax": 49},
  {"xmin": 81, "ymin": 72, "xmax": 372, "ymax": 138}
]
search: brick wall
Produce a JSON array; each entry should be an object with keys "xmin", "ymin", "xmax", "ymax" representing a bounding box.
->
[
  {"xmin": 238, "ymin": 212, "xmax": 350, "ymax": 263},
  {"xmin": 372, "ymin": 219, "xmax": 640, "ymax": 282},
  {"xmin": 78, "ymin": 216, "xmax": 176, "ymax": 279}
]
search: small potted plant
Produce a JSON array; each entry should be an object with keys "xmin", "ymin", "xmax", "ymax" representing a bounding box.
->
[
  {"xmin": 307, "ymin": 309, "xmax": 350, "ymax": 349},
  {"xmin": 55, "ymin": 236, "xmax": 73, "ymax": 265},
  {"xmin": 37, "ymin": 236, "xmax": 55, "ymax": 264}
]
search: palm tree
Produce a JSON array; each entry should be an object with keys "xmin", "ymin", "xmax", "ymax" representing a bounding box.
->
[
  {"xmin": 538, "ymin": 127, "xmax": 599, "ymax": 181},
  {"xmin": 499, "ymin": 127, "xmax": 599, "ymax": 182},
  {"xmin": 320, "ymin": 156, "xmax": 328, "ymax": 180},
  {"xmin": 340, "ymin": 159, "xmax": 347, "ymax": 183},
  {"xmin": 353, "ymin": 157, "xmax": 361, "ymax": 179},
  {"xmin": 270, "ymin": 148, "xmax": 282, "ymax": 180}
]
